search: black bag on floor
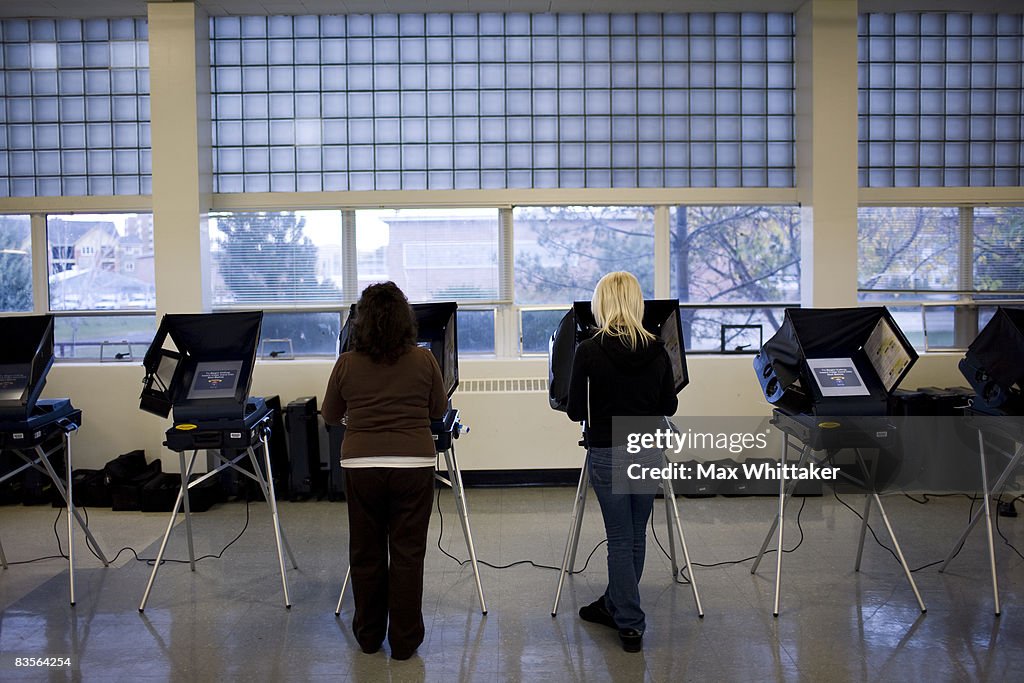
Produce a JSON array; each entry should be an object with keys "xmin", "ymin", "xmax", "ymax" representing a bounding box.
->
[
  {"xmin": 111, "ymin": 459, "xmax": 163, "ymax": 511},
  {"xmin": 71, "ymin": 468, "xmax": 111, "ymax": 508},
  {"xmin": 103, "ymin": 450, "xmax": 148, "ymax": 486},
  {"xmin": 140, "ymin": 472, "xmax": 181, "ymax": 512},
  {"xmin": 140, "ymin": 472, "xmax": 225, "ymax": 513}
]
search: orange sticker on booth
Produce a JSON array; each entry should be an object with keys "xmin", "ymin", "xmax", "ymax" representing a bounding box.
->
[{"xmin": 175, "ymin": 423, "xmax": 198, "ymax": 431}]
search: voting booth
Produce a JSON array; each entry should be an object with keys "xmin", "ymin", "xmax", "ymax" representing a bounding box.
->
[
  {"xmin": 941, "ymin": 307, "xmax": 1024, "ymax": 615},
  {"xmin": 750, "ymin": 307, "xmax": 925, "ymax": 616},
  {"xmin": 0, "ymin": 314, "xmax": 109, "ymax": 605},
  {"xmin": 547, "ymin": 299, "xmax": 703, "ymax": 620},
  {"xmin": 137, "ymin": 311, "xmax": 296, "ymax": 611},
  {"xmin": 548, "ymin": 299, "xmax": 689, "ymax": 413}
]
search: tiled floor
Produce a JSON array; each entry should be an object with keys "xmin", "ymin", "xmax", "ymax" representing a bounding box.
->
[{"xmin": 1, "ymin": 487, "xmax": 1022, "ymax": 681}]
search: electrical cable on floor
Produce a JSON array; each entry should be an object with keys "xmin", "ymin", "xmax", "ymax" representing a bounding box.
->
[
  {"xmin": 689, "ymin": 495, "xmax": 807, "ymax": 569},
  {"xmin": 834, "ymin": 488, "xmax": 992, "ymax": 573},
  {"xmin": 14, "ymin": 496, "xmax": 252, "ymax": 568},
  {"xmin": 433, "ymin": 486, "xmax": 809, "ymax": 577},
  {"xmin": 994, "ymin": 488, "xmax": 1024, "ymax": 562},
  {"xmin": 433, "ymin": 484, "xmax": 606, "ymax": 574}
]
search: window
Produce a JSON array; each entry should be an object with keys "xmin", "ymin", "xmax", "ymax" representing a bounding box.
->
[
  {"xmin": 53, "ymin": 314, "xmax": 155, "ymax": 361},
  {"xmin": 0, "ymin": 18, "xmax": 151, "ymax": 197},
  {"xmin": 209, "ymin": 210, "xmax": 343, "ymax": 305},
  {"xmin": 858, "ymin": 13, "xmax": 1024, "ymax": 187},
  {"xmin": 355, "ymin": 208, "xmax": 501, "ymax": 302},
  {"xmin": 457, "ymin": 309, "xmax": 495, "ymax": 354},
  {"xmin": 974, "ymin": 206, "xmax": 1024, "ymax": 294},
  {"xmin": 858, "ymin": 206, "xmax": 1024, "ymax": 349},
  {"xmin": 209, "ymin": 12, "xmax": 795, "ymax": 191},
  {"xmin": 669, "ymin": 205, "xmax": 800, "ymax": 351},
  {"xmin": 0, "ymin": 215, "xmax": 32, "ymax": 312},
  {"xmin": 259, "ymin": 310, "xmax": 342, "ymax": 357},
  {"xmin": 514, "ymin": 205, "xmax": 654, "ymax": 350},
  {"xmin": 47, "ymin": 213, "xmax": 155, "ymax": 310},
  {"xmin": 45, "ymin": 213, "xmax": 156, "ymax": 359}
]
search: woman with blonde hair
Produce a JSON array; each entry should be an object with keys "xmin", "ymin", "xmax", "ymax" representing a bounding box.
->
[{"xmin": 566, "ymin": 271, "xmax": 677, "ymax": 653}]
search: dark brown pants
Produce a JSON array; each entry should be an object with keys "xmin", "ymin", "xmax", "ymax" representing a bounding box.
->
[{"xmin": 345, "ymin": 466, "xmax": 434, "ymax": 656}]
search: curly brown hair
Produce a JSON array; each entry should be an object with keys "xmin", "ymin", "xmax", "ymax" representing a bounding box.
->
[{"xmin": 350, "ymin": 281, "xmax": 418, "ymax": 364}]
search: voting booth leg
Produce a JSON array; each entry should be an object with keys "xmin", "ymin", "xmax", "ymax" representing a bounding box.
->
[
  {"xmin": 179, "ymin": 451, "xmax": 197, "ymax": 571},
  {"xmin": 442, "ymin": 445, "xmax": 487, "ymax": 615},
  {"xmin": 256, "ymin": 432, "xmax": 292, "ymax": 608},
  {"xmin": 662, "ymin": 475, "xmax": 704, "ymax": 617},
  {"xmin": 750, "ymin": 438, "xmax": 812, "ymax": 617},
  {"xmin": 552, "ymin": 454, "xmax": 591, "ymax": 617},
  {"xmin": 847, "ymin": 448, "xmax": 929, "ymax": 614},
  {"xmin": 853, "ymin": 450, "xmax": 880, "ymax": 572},
  {"xmin": 241, "ymin": 442, "xmax": 299, "ymax": 571},
  {"xmin": 35, "ymin": 430, "xmax": 110, "ymax": 605},
  {"xmin": 976, "ymin": 432, "xmax": 1001, "ymax": 616},
  {"xmin": 0, "ymin": 537, "xmax": 6, "ymax": 570},
  {"xmin": 940, "ymin": 437, "xmax": 1024, "ymax": 616},
  {"xmin": 140, "ymin": 451, "xmax": 197, "ymax": 611},
  {"xmin": 335, "ymin": 566, "xmax": 350, "ymax": 616}
]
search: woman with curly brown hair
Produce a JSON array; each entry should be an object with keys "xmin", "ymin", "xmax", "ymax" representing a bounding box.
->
[{"xmin": 322, "ymin": 281, "xmax": 447, "ymax": 661}]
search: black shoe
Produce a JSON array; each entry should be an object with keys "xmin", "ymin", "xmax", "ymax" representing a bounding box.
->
[
  {"xmin": 358, "ymin": 642, "xmax": 381, "ymax": 655},
  {"xmin": 619, "ymin": 628, "xmax": 643, "ymax": 653},
  {"xmin": 579, "ymin": 597, "xmax": 616, "ymax": 629}
]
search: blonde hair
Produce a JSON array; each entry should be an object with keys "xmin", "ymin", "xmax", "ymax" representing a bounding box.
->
[{"xmin": 591, "ymin": 271, "xmax": 656, "ymax": 351}]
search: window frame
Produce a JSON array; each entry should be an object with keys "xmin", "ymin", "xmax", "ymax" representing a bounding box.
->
[{"xmin": 856, "ymin": 190, "xmax": 1024, "ymax": 350}]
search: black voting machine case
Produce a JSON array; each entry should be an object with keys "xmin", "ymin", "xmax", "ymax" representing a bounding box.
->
[
  {"xmin": 0, "ymin": 314, "xmax": 78, "ymax": 446},
  {"xmin": 339, "ymin": 301, "xmax": 460, "ymax": 398},
  {"xmin": 960, "ymin": 306, "xmax": 1024, "ymax": 416},
  {"xmin": 753, "ymin": 306, "xmax": 918, "ymax": 451},
  {"xmin": 338, "ymin": 301, "xmax": 462, "ymax": 451},
  {"xmin": 548, "ymin": 299, "xmax": 689, "ymax": 412},
  {"xmin": 139, "ymin": 311, "xmax": 271, "ymax": 451},
  {"xmin": 754, "ymin": 307, "xmax": 917, "ymax": 415}
]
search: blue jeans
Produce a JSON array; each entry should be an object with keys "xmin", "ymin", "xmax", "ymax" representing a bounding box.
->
[{"xmin": 588, "ymin": 445, "xmax": 659, "ymax": 633}]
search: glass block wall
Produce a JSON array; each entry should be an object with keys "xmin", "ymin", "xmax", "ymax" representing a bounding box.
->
[
  {"xmin": 858, "ymin": 13, "xmax": 1024, "ymax": 187},
  {"xmin": 0, "ymin": 18, "xmax": 151, "ymax": 197},
  {"xmin": 210, "ymin": 13, "xmax": 796, "ymax": 192}
]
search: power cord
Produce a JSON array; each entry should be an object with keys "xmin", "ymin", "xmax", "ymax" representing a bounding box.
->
[
  {"xmin": 994, "ymin": 492, "xmax": 1024, "ymax": 562},
  {"xmin": 689, "ymin": 495, "xmax": 807, "ymax": 569},
  {"xmin": 11, "ymin": 498, "xmax": 251, "ymax": 568},
  {"xmin": 433, "ymin": 484, "xmax": 606, "ymax": 574},
  {"xmin": 433, "ymin": 486, "xmax": 809, "ymax": 577}
]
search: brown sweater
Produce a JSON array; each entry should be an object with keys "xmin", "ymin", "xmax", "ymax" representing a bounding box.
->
[{"xmin": 321, "ymin": 346, "xmax": 447, "ymax": 460}]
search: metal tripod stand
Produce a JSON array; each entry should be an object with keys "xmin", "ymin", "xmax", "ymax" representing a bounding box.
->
[
  {"xmin": 750, "ymin": 431, "xmax": 926, "ymax": 617},
  {"xmin": 139, "ymin": 418, "xmax": 297, "ymax": 611},
  {"xmin": 0, "ymin": 420, "xmax": 109, "ymax": 605},
  {"xmin": 550, "ymin": 448, "xmax": 704, "ymax": 619},
  {"xmin": 939, "ymin": 425, "xmax": 1024, "ymax": 616}
]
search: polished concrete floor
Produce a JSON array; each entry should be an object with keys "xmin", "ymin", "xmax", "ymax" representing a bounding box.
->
[{"xmin": 1, "ymin": 487, "xmax": 1023, "ymax": 682}]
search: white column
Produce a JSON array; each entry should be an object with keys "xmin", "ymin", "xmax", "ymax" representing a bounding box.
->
[
  {"xmin": 796, "ymin": 0, "xmax": 860, "ymax": 308},
  {"xmin": 148, "ymin": 2, "xmax": 212, "ymax": 315}
]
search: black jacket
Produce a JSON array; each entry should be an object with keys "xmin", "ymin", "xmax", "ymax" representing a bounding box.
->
[{"xmin": 566, "ymin": 333, "xmax": 678, "ymax": 447}]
